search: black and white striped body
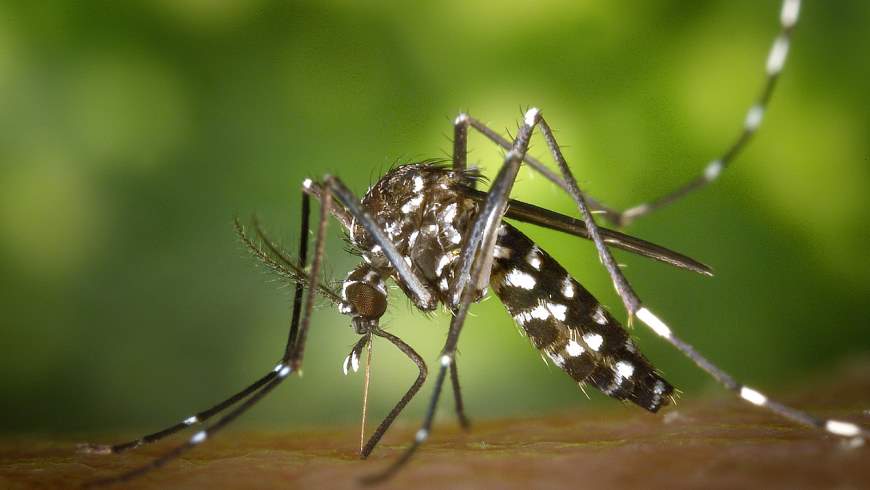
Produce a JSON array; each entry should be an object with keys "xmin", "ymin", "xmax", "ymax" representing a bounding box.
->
[
  {"xmin": 491, "ymin": 222, "xmax": 673, "ymax": 411},
  {"xmin": 342, "ymin": 162, "xmax": 673, "ymax": 412},
  {"xmin": 345, "ymin": 163, "xmax": 485, "ymax": 313}
]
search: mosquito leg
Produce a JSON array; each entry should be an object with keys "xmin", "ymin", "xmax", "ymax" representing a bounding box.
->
[
  {"xmin": 534, "ymin": 111, "xmax": 641, "ymax": 315},
  {"xmin": 79, "ymin": 194, "xmax": 314, "ymax": 458},
  {"xmin": 615, "ymin": 0, "xmax": 801, "ymax": 226},
  {"xmin": 455, "ymin": 112, "xmax": 620, "ymax": 223},
  {"xmin": 286, "ymin": 191, "xmax": 311, "ymax": 357},
  {"xmin": 532, "ymin": 109, "xmax": 867, "ymax": 443},
  {"xmin": 453, "ymin": 113, "xmax": 469, "ymax": 171},
  {"xmin": 361, "ymin": 360, "xmax": 449, "ymax": 485},
  {"xmin": 452, "ymin": 110, "xmax": 537, "ymax": 301},
  {"xmin": 455, "ymin": 1, "xmax": 801, "ymax": 227},
  {"xmin": 284, "ymin": 189, "xmax": 331, "ymax": 371},
  {"xmin": 360, "ymin": 328, "xmax": 428, "ymax": 459},
  {"xmin": 363, "ymin": 109, "xmax": 540, "ymax": 484},
  {"xmin": 448, "ymin": 358, "xmax": 471, "ymax": 430},
  {"xmin": 84, "ymin": 370, "xmax": 291, "ymax": 488},
  {"xmin": 78, "ymin": 370, "xmax": 279, "ymax": 457},
  {"xmin": 83, "ymin": 187, "xmax": 332, "ymax": 487},
  {"xmin": 633, "ymin": 307, "xmax": 868, "ymax": 441}
]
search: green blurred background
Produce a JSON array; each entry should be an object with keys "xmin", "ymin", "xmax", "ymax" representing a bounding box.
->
[{"xmin": 1, "ymin": 0, "xmax": 868, "ymax": 437}]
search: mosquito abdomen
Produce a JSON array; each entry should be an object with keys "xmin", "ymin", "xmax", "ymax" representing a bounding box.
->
[{"xmin": 490, "ymin": 222, "xmax": 674, "ymax": 412}]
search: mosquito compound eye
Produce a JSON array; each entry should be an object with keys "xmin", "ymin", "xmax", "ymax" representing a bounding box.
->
[{"xmin": 345, "ymin": 282, "xmax": 387, "ymax": 319}]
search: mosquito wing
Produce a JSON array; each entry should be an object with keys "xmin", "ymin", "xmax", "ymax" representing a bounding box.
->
[{"xmin": 461, "ymin": 186, "xmax": 712, "ymax": 276}]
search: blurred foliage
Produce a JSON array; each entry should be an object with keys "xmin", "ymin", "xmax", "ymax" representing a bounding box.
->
[{"xmin": 0, "ymin": 0, "xmax": 868, "ymax": 436}]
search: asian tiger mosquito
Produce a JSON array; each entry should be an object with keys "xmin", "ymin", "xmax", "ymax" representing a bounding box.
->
[{"xmin": 80, "ymin": 0, "xmax": 867, "ymax": 486}]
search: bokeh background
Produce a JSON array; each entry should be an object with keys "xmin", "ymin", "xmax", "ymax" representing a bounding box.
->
[{"xmin": 1, "ymin": 0, "xmax": 868, "ymax": 437}]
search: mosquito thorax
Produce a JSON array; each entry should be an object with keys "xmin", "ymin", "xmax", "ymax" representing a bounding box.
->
[{"xmin": 349, "ymin": 163, "xmax": 484, "ymax": 310}]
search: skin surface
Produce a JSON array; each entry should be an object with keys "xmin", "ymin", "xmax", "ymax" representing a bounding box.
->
[{"xmin": 3, "ymin": 360, "xmax": 868, "ymax": 490}]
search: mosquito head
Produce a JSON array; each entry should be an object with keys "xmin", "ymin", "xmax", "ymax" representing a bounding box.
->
[{"xmin": 340, "ymin": 264, "xmax": 388, "ymax": 334}]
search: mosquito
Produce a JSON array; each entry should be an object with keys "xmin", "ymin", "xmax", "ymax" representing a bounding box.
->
[{"xmin": 80, "ymin": 0, "xmax": 866, "ymax": 486}]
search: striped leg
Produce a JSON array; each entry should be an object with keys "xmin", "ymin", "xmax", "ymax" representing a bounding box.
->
[
  {"xmin": 454, "ymin": 0, "xmax": 802, "ymax": 228},
  {"xmin": 449, "ymin": 357, "xmax": 472, "ymax": 430},
  {"xmin": 529, "ymin": 108, "xmax": 868, "ymax": 443},
  {"xmin": 363, "ymin": 108, "xmax": 540, "ymax": 484},
  {"xmin": 634, "ymin": 309, "xmax": 867, "ymax": 441},
  {"xmin": 83, "ymin": 187, "xmax": 332, "ymax": 487},
  {"xmin": 78, "ymin": 194, "xmax": 315, "ymax": 459},
  {"xmin": 614, "ymin": 0, "xmax": 802, "ymax": 226},
  {"xmin": 360, "ymin": 328, "xmax": 428, "ymax": 458}
]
